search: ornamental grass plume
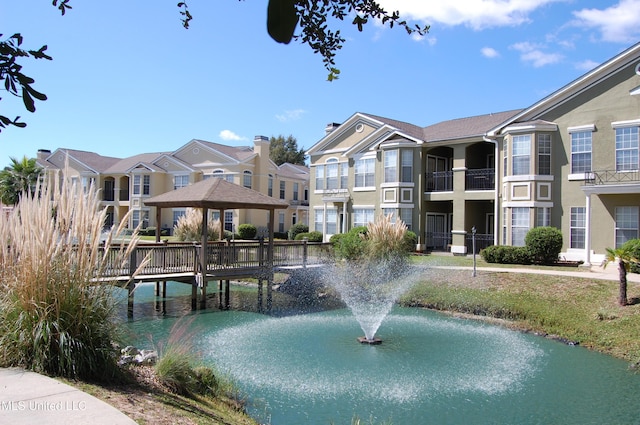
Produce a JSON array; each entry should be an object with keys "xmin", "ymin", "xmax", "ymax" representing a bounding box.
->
[
  {"xmin": 173, "ymin": 207, "xmax": 222, "ymax": 241},
  {"xmin": 0, "ymin": 170, "xmax": 143, "ymax": 381},
  {"xmin": 365, "ymin": 213, "xmax": 408, "ymax": 260}
]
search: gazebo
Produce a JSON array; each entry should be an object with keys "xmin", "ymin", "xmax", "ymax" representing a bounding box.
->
[{"xmin": 144, "ymin": 178, "xmax": 289, "ymax": 308}]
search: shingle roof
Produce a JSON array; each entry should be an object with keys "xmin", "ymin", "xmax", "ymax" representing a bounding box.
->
[
  {"xmin": 422, "ymin": 110, "xmax": 523, "ymax": 142},
  {"xmin": 362, "ymin": 113, "xmax": 426, "ymax": 140},
  {"xmin": 195, "ymin": 140, "xmax": 256, "ymax": 162},
  {"xmin": 47, "ymin": 149, "xmax": 122, "ymax": 172},
  {"xmin": 277, "ymin": 163, "xmax": 310, "ymax": 179},
  {"xmin": 143, "ymin": 177, "xmax": 289, "ymax": 210},
  {"xmin": 103, "ymin": 152, "xmax": 169, "ymax": 173}
]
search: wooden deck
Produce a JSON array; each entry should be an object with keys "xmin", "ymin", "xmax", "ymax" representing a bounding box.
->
[{"xmin": 97, "ymin": 240, "xmax": 333, "ymax": 316}]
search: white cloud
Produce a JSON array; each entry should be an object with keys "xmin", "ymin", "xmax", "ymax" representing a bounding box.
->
[
  {"xmin": 275, "ymin": 109, "xmax": 307, "ymax": 122},
  {"xmin": 481, "ymin": 47, "xmax": 500, "ymax": 58},
  {"xmin": 377, "ymin": 0, "xmax": 560, "ymax": 30},
  {"xmin": 219, "ymin": 130, "xmax": 246, "ymax": 141},
  {"xmin": 572, "ymin": 0, "xmax": 640, "ymax": 43},
  {"xmin": 511, "ymin": 42, "xmax": 563, "ymax": 67},
  {"xmin": 575, "ymin": 59, "xmax": 601, "ymax": 71}
]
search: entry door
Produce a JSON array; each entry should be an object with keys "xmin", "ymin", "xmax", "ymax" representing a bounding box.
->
[{"xmin": 426, "ymin": 213, "xmax": 447, "ymax": 250}]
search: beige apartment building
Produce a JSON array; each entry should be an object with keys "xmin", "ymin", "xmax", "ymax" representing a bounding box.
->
[
  {"xmin": 307, "ymin": 42, "xmax": 640, "ymax": 264},
  {"xmin": 36, "ymin": 136, "xmax": 309, "ymax": 237}
]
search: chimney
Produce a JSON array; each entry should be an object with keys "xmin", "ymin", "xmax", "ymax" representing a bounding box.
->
[
  {"xmin": 37, "ymin": 149, "xmax": 51, "ymax": 162},
  {"xmin": 325, "ymin": 122, "xmax": 340, "ymax": 135}
]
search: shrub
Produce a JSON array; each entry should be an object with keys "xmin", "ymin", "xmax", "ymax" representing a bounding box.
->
[
  {"xmin": 288, "ymin": 223, "xmax": 309, "ymax": 240},
  {"xmin": 621, "ymin": 239, "xmax": 640, "ymax": 274},
  {"xmin": 273, "ymin": 231, "xmax": 289, "ymax": 240},
  {"xmin": 237, "ymin": 223, "xmax": 257, "ymax": 239},
  {"xmin": 174, "ymin": 208, "xmax": 221, "ymax": 241},
  {"xmin": 155, "ymin": 319, "xmax": 198, "ymax": 395},
  {"xmin": 140, "ymin": 226, "xmax": 156, "ymax": 236},
  {"xmin": 481, "ymin": 245, "xmax": 533, "ymax": 265},
  {"xmin": 295, "ymin": 231, "xmax": 323, "ymax": 242},
  {"xmin": 0, "ymin": 173, "xmax": 139, "ymax": 381},
  {"xmin": 525, "ymin": 226, "xmax": 563, "ymax": 264},
  {"xmin": 403, "ymin": 230, "xmax": 418, "ymax": 253},
  {"xmin": 332, "ymin": 227, "xmax": 367, "ymax": 260}
]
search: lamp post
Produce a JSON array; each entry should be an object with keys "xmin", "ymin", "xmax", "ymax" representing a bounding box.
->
[{"xmin": 472, "ymin": 226, "xmax": 477, "ymax": 277}]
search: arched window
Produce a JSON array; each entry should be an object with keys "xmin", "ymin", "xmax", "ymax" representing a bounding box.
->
[{"xmin": 243, "ymin": 170, "xmax": 252, "ymax": 189}]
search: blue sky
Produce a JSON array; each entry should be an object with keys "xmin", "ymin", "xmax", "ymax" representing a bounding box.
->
[{"xmin": 2, "ymin": 0, "xmax": 639, "ymax": 165}]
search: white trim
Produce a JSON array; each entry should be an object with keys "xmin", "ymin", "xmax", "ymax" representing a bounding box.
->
[
  {"xmin": 568, "ymin": 124, "xmax": 596, "ymax": 132},
  {"xmin": 451, "ymin": 167, "xmax": 467, "ymax": 172},
  {"xmin": 352, "ymin": 204, "xmax": 375, "ymax": 209},
  {"xmin": 380, "ymin": 203, "xmax": 415, "ymax": 209},
  {"xmin": 569, "ymin": 172, "xmax": 594, "ymax": 181},
  {"xmin": 353, "ymin": 187, "xmax": 376, "ymax": 192},
  {"xmin": 380, "ymin": 182, "xmax": 415, "ymax": 188},
  {"xmin": 537, "ymin": 182, "xmax": 552, "ymax": 201},
  {"xmin": 612, "ymin": 119, "xmax": 640, "ymax": 128},
  {"xmin": 451, "ymin": 230, "xmax": 467, "ymax": 235},
  {"xmin": 401, "ymin": 188, "xmax": 413, "ymax": 203},
  {"xmin": 382, "ymin": 188, "xmax": 396, "ymax": 203}
]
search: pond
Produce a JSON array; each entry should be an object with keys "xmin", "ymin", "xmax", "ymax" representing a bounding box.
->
[{"xmin": 120, "ymin": 281, "xmax": 640, "ymax": 425}]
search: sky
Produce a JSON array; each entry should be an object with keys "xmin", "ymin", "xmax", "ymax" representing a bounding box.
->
[{"xmin": 2, "ymin": 0, "xmax": 640, "ymax": 165}]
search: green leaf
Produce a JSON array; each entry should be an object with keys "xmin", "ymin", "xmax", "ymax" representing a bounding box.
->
[
  {"xmin": 22, "ymin": 88, "xmax": 35, "ymax": 112},
  {"xmin": 267, "ymin": 0, "xmax": 299, "ymax": 44}
]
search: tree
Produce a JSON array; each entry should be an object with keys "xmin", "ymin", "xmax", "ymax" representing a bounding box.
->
[
  {"xmin": 0, "ymin": 156, "xmax": 43, "ymax": 205},
  {"xmin": 2, "ymin": 1, "xmax": 427, "ymax": 131},
  {"xmin": 0, "ymin": 34, "xmax": 52, "ymax": 132},
  {"xmin": 603, "ymin": 246, "xmax": 638, "ymax": 306},
  {"xmin": 269, "ymin": 135, "xmax": 306, "ymax": 165}
]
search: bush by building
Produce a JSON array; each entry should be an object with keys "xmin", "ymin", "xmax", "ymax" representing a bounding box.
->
[{"xmin": 237, "ymin": 223, "xmax": 257, "ymax": 239}]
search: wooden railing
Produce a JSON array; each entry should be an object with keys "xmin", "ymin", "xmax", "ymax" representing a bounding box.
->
[{"xmin": 99, "ymin": 240, "xmax": 332, "ymax": 279}]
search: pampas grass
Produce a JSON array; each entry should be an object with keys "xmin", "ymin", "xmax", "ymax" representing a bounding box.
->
[
  {"xmin": 0, "ymin": 171, "xmax": 141, "ymax": 381},
  {"xmin": 173, "ymin": 207, "xmax": 222, "ymax": 241},
  {"xmin": 365, "ymin": 213, "xmax": 408, "ymax": 260}
]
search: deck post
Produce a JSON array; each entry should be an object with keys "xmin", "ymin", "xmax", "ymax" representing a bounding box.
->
[
  {"xmin": 303, "ymin": 239, "xmax": 308, "ymax": 268},
  {"xmin": 199, "ymin": 208, "xmax": 209, "ymax": 309},
  {"xmin": 162, "ymin": 280, "xmax": 166, "ymax": 298},
  {"xmin": 267, "ymin": 209, "xmax": 275, "ymax": 313},
  {"xmin": 257, "ymin": 279, "xmax": 263, "ymax": 313},
  {"xmin": 127, "ymin": 281, "xmax": 135, "ymax": 319},
  {"xmin": 191, "ymin": 276, "xmax": 198, "ymax": 310},
  {"xmin": 155, "ymin": 281, "xmax": 160, "ymax": 296},
  {"xmin": 224, "ymin": 280, "xmax": 230, "ymax": 309}
]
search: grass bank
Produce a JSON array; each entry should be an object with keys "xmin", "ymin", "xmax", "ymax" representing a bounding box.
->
[{"xmin": 402, "ymin": 255, "xmax": 640, "ymax": 364}]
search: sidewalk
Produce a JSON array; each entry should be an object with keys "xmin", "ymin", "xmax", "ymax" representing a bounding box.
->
[
  {"xmin": 0, "ymin": 368, "xmax": 136, "ymax": 425},
  {"xmin": 431, "ymin": 261, "xmax": 640, "ymax": 283}
]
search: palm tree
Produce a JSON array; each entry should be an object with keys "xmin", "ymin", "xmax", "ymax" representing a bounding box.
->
[
  {"xmin": 603, "ymin": 246, "xmax": 638, "ymax": 306},
  {"xmin": 0, "ymin": 156, "xmax": 43, "ymax": 205}
]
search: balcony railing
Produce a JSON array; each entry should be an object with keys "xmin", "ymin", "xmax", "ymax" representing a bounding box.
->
[
  {"xmin": 119, "ymin": 189, "xmax": 130, "ymax": 201},
  {"xmin": 584, "ymin": 169, "xmax": 640, "ymax": 185},
  {"xmin": 425, "ymin": 171, "xmax": 453, "ymax": 192},
  {"xmin": 465, "ymin": 233, "xmax": 494, "ymax": 254},
  {"xmin": 424, "ymin": 232, "xmax": 452, "ymax": 251},
  {"xmin": 466, "ymin": 168, "xmax": 495, "ymax": 191}
]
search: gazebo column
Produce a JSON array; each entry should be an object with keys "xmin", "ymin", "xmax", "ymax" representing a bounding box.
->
[
  {"xmin": 155, "ymin": 207, "xmax": 162, "ymax": 243},
  {"xmin": 199, "ymin": 207, "xmax": 209, "ymax": 309}
]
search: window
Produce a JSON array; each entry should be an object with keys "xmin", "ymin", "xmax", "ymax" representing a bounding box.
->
[
  {"xmin": 340, "ymin": 161, "xmax": 348, "ymax": 188},
  {"xmin": 268, "ymin": 175, "xmax": 273, "ymax": 197},
  {"xmin": 132, "ymin": 209, "xmax": 149, "ymax": 229},
  {"xmin": 571, "ymin": 131, "xmax": 592, "ymax": 173},
  {"xmin": 616, "ymin": 127, "xmax": 639, "ymax": 171},
  {"xmin": 220, "ymin": 211, "xmax": 233, "ymax": 232},
  {"xmin": 537, "ymin": 134, "xmax": 551, "ymax": 175},
  {"xmin": 243, "ymin": 171, "xmax": 252, "ymax": 189},
  {"xmin": 326, "ymin": 209, "xmax": 337, "ymax": 234},
  {"xmin": 278, "ymin": 212, "xmax": 285, "ymax": 233},
  {"xmin": 315, "ymin": 165, "xmax": 324, "ymax": 190},
  {"xmin": 512, "ymin": 135, "xmax": 531, "ymax": 175},
  {"xmin": 133, "ymin": 174, "xmax": 150, "ymax": 196},
  {"xmin": 615, "ymin": 206, "xmax": 638, "ymax": 248},
  {"xmin": 503, "ymin": 140, "xmax": 508, "ymax": 177},
  {"xmin": 172, "ymin": 208, "xmax": 186, "ymax": 227},
  {"xmin": 314, "ymin": 209, "xmax": 323, "ymax": 233},
  {"xmin": 280, "ymin": 181, "xmax": 286, "ymax": 199},
  {"xmin": 384, "ymin": 150, "xmax": 397, "ymax": 182},
  {"xmin": 293, "ymin": 182, "xmax": 299, "ymax": 201},
  {"xmin": 502, "ymin": 207, "xmax": 507, "ymax": 245},
  {"xmin": 292, "ymin": 213, "xmax": 297, "ymax": 226},
  {"xmin": 400, "ymin": 208, "xmax": 413, "ymax": 230},
  {"xmin": 326, "ymin": 159, "xmax": 338, "ymax": 189},
  {"xmin": 401, "ymin": 150, "xmax": 413, "ymax": 182},
  {"xmin": 570, "ymin": 207, "xmax": 586, "ymax": 249},
  {"xmin": 536, "ymin": 207, "xmax": 550, "ymax": 227},
  {"xmin": 174, "ymin": 175, "xmax": 189, "ymax": 190},
  {"xmin": 81, "ymin": 177, "xmax": 95, "ymax": 194},
  {"xmin": 212, "ymin": 170, "xmax": 233, "ymax": 182},
  {"xmin": 355, "ymin": 157, "xmax": 375, "ymax": 188},
  {"xmin": 511, "ymin": 207, "xmax": 529, "ymax": 246},
  {"xmin": 353, "ymin": 208, "xmax": 374, "ymax": 228}
]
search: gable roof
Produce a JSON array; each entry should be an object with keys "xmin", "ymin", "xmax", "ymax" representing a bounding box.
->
[
  {"xmin": 277, "ymin": 163, "xmax": 310, "ymax": 180},
  {"xmin": 43, "ymin": 148, "xmax": 121, "ymax": 173},
  {"xmin": 103, "ymin": 152, "xmax": 168, "ymax": 174},
  {"xmin": 488, "ymin": 41, "xmax": 640, "ymax": 137},
  {"xmin": 192, "ymin": 140, "xmax": 256, "ymax": 163},
  {"xmin": 143, "ymin": 177, "xmax": 288, "ymax": 210}
]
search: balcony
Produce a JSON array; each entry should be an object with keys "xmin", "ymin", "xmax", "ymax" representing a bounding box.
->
[
  {"xmin": 425, "ymin": 171, "xmax": 453, "ymax": 192},
  {"xmin": 466, "ymin": 168, "xmax": 495, "ymax": 191},
  {"xmin": 584, "ymin": 169, "xmax": 640, "ymax": 185}
]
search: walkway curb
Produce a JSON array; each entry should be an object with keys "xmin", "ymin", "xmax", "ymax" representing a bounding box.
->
[{"xmin": 0, "ymin": 368, "xmax": 136, "ymax": 425}]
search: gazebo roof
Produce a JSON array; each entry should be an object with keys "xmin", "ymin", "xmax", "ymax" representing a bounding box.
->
[{"xmin": 144, "ymin": 178, "xmax": 289, "ymax": 210}]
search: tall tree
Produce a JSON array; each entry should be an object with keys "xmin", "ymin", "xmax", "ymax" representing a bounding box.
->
[
  {"xmin": 2, "ymin": 1, "xmax": 427, "ymax": 131},
  {"xmin": 0, "ymin": 156, "xmax": 43, "ymax": 205},
  {"xmin": 269, "ymin": 135, "xmax": 306, "ymax": 165}
]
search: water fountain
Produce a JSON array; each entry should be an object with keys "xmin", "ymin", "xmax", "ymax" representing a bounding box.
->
[{"xmin": 329, "ymin": 256, "xmax": 418, "ymax": 344}]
